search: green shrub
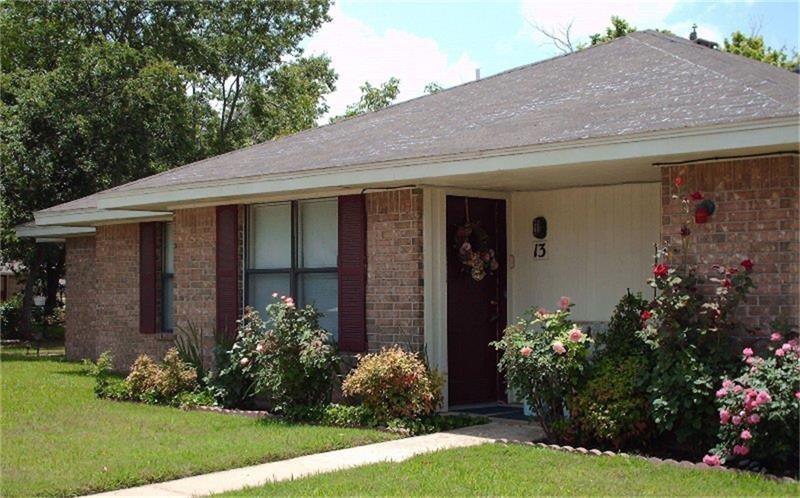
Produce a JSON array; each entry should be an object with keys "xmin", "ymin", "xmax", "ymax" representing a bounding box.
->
[
  {"xmin": 83, "ymin": 351, "xmax": 116, "ymax": 396},
  {"xmin": 570, "ymin": 356, "xmax": 652, "ymax": 449},
  {"xmin": 0, "ymin": 294, "xmax": 22, "ymax": 339},
  {"xmin": 342, "ymin": 345, "xmax": 443, "ymax": 422},
  {"xmin": 492, "ymin": 303, "xmax": 592, "ymax": 440},
  {"xmin": 174, "ymin": 321, "xmax": 206, "ymax": 380},
  {"xmin": 597, "ymin": 291, "xmax": 649, "ymax": 359},
  {"xmin": 210, "ymin": 296, "xmax": 339, "ymax": 412}
]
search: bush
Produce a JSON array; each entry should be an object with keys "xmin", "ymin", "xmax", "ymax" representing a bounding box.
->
[
  {"xmin": 639, "ymin": 258, "xmax": 751, "ymax": 448},
  {"xmin": 86, "ymin": 348, "xmax": 198, "ymax": 406},
  {"xmin": 707, "ymin": 332, "xmax": 800, "ymax": 473},
  {"xmin": 570, "ymin": 356, "xmax": 651, "ymax": 449},
  {"xmin": 0, "ymin": 294, "xmax": 22, "ymax": 339},
  {"xmin": 597, "ymin": 291, "xmax": 649, "ymax": 359},
  {"xmin": 342, "ymin": 345, "xmax": 443, "ymax": 422},
  {"xmin": 492, "ymin": 301, "xmax": 592, "ymax": 440},
  {"xmin": 209, "ymin": 296, "xmax": 339, "ymax": 411}
]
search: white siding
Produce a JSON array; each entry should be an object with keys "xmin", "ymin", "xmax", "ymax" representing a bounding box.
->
[{"xmin": 509, "ymin": 183, "xmax": 661, "ymax": 322}]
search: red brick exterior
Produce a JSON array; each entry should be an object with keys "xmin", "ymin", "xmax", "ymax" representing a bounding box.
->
[
  {"xmin": 365, "ymin": 189, "xmax": 425, "ymax": 352},
  {"xmin": 173, "ymin": 207, "xmax": 218, "ymax": 368},
  {"xmin": 95, "ymin": 223, "xmax": 172, "ymax": 370},
  {"xmin": 65, "ymin": 236, "xmax": 97, "ymax": 361},
  {"xmin": 661, "ymin": 154, "xmax": 799, "ymax": 333}
]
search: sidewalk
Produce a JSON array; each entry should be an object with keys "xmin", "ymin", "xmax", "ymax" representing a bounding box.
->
[{"xmin": 86, "ymin": 420, "xmax": 540, "ymax": 497}]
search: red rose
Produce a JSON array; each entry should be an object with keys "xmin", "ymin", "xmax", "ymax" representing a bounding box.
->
[
  {"xmin": 694, "ymin": 207, "xmax": 709, "ymax": 224},
  {"xmin": 653, "ymin": 263, "xmax": 669, "ymax": 278},
  {"xmin": 641, "ymin": 310, "xmax": 652, "ymax": 321},
  {"xmin": 741, "ymin": 259, "xmax": 754, "ymax": 272},
  {"xmin": 690, "ymin": 191, "xmax": 703, "ymax": 201},
  {"xmin": 674, "ymin": 176, "xmax": 684, "ymax": 187}
]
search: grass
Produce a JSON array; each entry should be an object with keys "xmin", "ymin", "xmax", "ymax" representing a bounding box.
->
[
  {"xmin": 0, "ymin": 348, "xmax": 395, "ymax": 497},
  {"xmin": 221, "ymin": 443, "xmax": 799, "ymax": 497}
]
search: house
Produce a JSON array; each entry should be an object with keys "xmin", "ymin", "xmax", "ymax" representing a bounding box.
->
[{"xmin": 17, "ymin": 31, "xmax": 799, "ymax": 410}]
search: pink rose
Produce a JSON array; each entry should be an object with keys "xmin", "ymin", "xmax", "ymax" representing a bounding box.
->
[
  {"xmin": 240, "ymin": 357, "xmax": 250, "ymax": 366},
  {"xmin": 782, "ymin": 342, "xmax": 792, "ymax": 351},
  {"xmin": 568, "ymin": 328, "xmax": 583, "ymax": 343},
  {"xmin": 719, "ymin": 409, "xmax": 730, "ymax": 424},
  {"xmin": 747, "ymin": 414, "xmax": 760, "ymax": 425},
  {"xmin": 271, "ymin": 292, "xmax": 279, "ymax": 298},
  {"xmin": 256, "ymin": 343, "xmax": 265, "ymax": 353},
  {"xmin": 732, "ymin": 416, "xmax": 742, "ymax": 426},
  {"xmin": 733, "ymin": 445, "xmax": 750, "ymax": 456},
  {"xmin": 740, "ymin": 430, "xmax": 752, "ymax": 440},
  {"xmin": 715, "ymin": 388, "xmax": 727, "ymax": 398},
  {"xmin": 755, "ymin": 391, "xmax": 771, "ymax": 405},
  {"xmin": 559, "ymin": 296, "xmax": 570, "ymax": 311},
  {"xmin": 536, "ymin": 307, "xmax": 548, "ymax": 316},
  {"xmin": 702, "ymin": 454, "xmax": 721, "ymax": 466},
  {"xmin": 552, "ymin": 341, "xmax": 566, "ymax": 355},
  {"xmin": 795, "ymin": 392, "xmax": 800, "ymax": 400},
  {"xmin": 733, "ymin": 385, "xmax": 743, "ymax": 394},
  {"xmin": 722, "ymin": 379, "xmax": 732, "ymax": 388},
  {"xmin": 460, "ymin": 242, "xmax": 472, "ymax": 253},
  {"xmin": 770, "ymin": 332, "xmax": 782, "ymax": 342},
  {"xmin": 520, "ymin": 346, "xmax": 532, "ymax": 358},
  {"xmin": 775, "ymin": 348, "xmax": 785, "ymax": 357},
  {"xmin": 745, "ymin": 356, "xmax": 755, "ymax": 366},
  {"xmin": 742, "ymin": 348, "xmax": 754, "ymax": 358}
]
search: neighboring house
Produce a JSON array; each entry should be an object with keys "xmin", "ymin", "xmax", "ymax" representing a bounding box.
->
[
  {"xmin": 0, "ymin": 262, "xmax": 24, "ymax": 303},
  {"xmin": 17, "ymin": 31, "xmax": 799, "ymax": 410}
]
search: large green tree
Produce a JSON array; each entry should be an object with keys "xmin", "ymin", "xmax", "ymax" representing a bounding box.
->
[{"xmin": 0, "ymin": 0, "xmax": 336, "ymax": 338}]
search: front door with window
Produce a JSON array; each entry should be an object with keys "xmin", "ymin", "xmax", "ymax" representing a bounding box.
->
[{"xmin": 446, "ymin": 196, "xmax": 507, "ymax": 406}]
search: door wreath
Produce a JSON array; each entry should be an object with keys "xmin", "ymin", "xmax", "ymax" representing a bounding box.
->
[{"xmin": 454, "ymin": 199, "xmax": 499, "ymax": 281}]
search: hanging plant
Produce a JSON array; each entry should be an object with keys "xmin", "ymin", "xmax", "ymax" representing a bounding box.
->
[{"xmin": 454, "ymin": 220, "xmax": 499, "ymax": 282}]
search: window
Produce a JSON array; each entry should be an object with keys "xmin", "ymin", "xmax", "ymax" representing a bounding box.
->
[
  {"xmin": 162, "ymin": 222, "xmax": 175, "ymax": 332},
  {"xmin": 246, "ymin": 199, "xmax": 339, "ymax": 338}
]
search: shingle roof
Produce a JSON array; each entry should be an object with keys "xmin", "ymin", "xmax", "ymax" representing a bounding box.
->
[{"xmin": 45, "ymin": 30, "xmax": 799, "ymax": 211}]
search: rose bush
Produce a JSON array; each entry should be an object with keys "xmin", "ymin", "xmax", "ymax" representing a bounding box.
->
[
  {"xmin": 638, "ymin": 256, "xmax": 753, "ymax": 448},
  {"xmin": 209, "ymin": 295, "xmax": 339, "ymax": 411},
  {"xmin": 705, "ymin": 330, "xmax": 800, "ymax": 473},
  {"xmin": 493, "ymin": 299, "xmax": 592, "ymax": 440}
]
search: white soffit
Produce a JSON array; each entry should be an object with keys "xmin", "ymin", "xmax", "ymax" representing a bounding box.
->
[
  {"xmin": 34, "ymin": 209, "xmax": 172, "ymax": 227},
  {"xmin": 16, "ymin": 224, "xmax": 95, "ymax": 239}
]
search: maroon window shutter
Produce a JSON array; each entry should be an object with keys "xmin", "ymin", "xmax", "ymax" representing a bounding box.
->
[
  {"xmin": 338, "ymin": 194, "xmax": 367, "ymax": 352},
  {"xmin": 216, "ymin": 205, "xmax": 239, "ymax": 341},
  {"xmin": 139, "ymin": 222, "xmax": 158, "ymax": 334}
]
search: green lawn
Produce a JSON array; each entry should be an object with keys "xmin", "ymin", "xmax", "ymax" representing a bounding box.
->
[
  {"xmin": 222, "ymin": 443, "xmax": 798, "ymax": 497},
  {"xmin": 0, "ymin": 348, "xmax": 394, "ymax": 497}
]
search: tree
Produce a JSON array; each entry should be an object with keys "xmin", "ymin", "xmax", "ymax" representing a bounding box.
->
[
  {"xmin": 332, "ymin": 77, "xmax": 400, "ymax": 122},
  {"xmin": 0, "ymin": 0, "xmax": 337, "ymax": 338},
  {"xmin": 723, "ymin": 31, "xmax": 799, "ymax": 70},
  {"xmin": 590, "ymin": 16, "xmax": 636, "ymax": 46},
  {"xmin": 424, "ymin": 82, "xmax": 444, "ymax": 94}
]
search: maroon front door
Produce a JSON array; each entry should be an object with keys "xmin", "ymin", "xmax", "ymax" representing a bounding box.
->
[{"xmin": 446, "ymin": 195, "xmax": 507, "ymax": 406}]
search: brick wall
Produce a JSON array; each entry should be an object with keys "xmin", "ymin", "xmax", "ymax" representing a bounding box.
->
[
  {"xmin": 365, "ymin": 189, "xmax": 425, "ymax": 351},
  {"xmin": 95, "ymin": 223, "xmax": 172, "ymax": 370},
  {"xmin": 173, "ymin": 207, "xmax": 217, "ymax": 368},
  {"xmin": 661, "ymin": 154, "xmax": 799, "ymax": 333},
  {"xmin": 65, "ymin": 236, "xmax": 97, "ymax": 361}
]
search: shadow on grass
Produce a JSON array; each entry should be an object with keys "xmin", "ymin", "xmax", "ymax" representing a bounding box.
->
[{"xmin": 0, "ymin": 351, "xmax": 66, "ymax": 363}]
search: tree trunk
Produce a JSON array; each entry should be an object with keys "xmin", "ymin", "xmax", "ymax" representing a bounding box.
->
[
  {"xmin": 43, "ymin": 246, "xmax": 64, "ymax": 316},
  {"xmin": 19, "ymin": 244, "xmax": 44, "ymax": 341}
]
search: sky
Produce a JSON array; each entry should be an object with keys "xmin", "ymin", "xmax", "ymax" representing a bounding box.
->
[{"xmin": 303, "ymin": 0, "xmax": 800, "ymax": 120}]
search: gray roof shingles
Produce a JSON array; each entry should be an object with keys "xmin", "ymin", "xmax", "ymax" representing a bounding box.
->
[{"xmin": 42, "ymin": 30, "xmax": 799, "ymax": 212}]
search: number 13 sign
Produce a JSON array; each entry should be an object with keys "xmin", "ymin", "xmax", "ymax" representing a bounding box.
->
[{"xmin": 533, "ymin": 241, "xmax": 548, "ymax": 260}]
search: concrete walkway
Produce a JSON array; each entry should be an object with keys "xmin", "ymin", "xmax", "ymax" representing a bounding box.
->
[{"xmin": 86, "ymin": 420, "xmax": 540, "ymax": 497}]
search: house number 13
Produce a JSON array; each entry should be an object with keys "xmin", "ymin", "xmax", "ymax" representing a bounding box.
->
[{"xmin": 533, "ymin": 241, "xmax": 547, "ymax": 259}]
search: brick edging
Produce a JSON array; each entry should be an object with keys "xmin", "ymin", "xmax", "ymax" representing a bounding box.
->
[
  {"xmin": 495, "ymin": 440, "xmax": 797, "ymax": 483},
  {"xmin": 187, "ymin": 405, "xmax": 274, "ymax": 419}
]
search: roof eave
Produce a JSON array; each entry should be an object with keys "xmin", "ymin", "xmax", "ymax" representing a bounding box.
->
[
  {"xmin": 33, "ymin": 208, "xmax": 173, "ymax": 227},
  {"xmin": 94, "ymin": 116, "xmax": 799, "ymax": 212}
]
